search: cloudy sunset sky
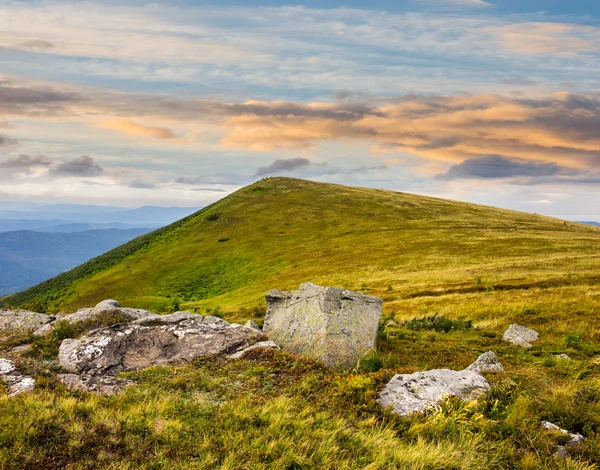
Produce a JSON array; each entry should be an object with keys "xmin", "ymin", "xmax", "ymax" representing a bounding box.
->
[{"xmin": 1, "ymin": 0, "xmax": 599, "ymax": 218}]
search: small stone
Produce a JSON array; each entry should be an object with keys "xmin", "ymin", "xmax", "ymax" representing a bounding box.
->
[
  {"xmin": 503, "ymin": 324, "xmax": 539, "ymax": 348},
  {"xmin": 555, "ymin": 354, "xmax": 572, "ymax": 361},
  {"xmin": 0, "ymin": 359, "xmax": 17, "ymax": 375},
  {"xmin": 228, "ymin": 341, "xmax": 280, "ymax": 359},
  {"xmin": 11, "ymin": 344, "xmax": 33, "ymax": 354},
  {"xmin": 541, "ymin": 421, "xmax": 584, "ymax": 448},
  {"xmin": 465, "ymin": 351, "xmax": 504, "ymax": 373},
  {"xmin": 0, "ymin": 358, "xmax": 35, "ymax": 396},
  {"xmin": 244, "ymin": 320, "xmax": 262, "ymax": 332}
]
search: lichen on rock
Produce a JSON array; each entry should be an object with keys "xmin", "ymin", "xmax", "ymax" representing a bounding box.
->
[{"xmin": 263, "ymin": 282, "xmax": 382, "ymax": 370}]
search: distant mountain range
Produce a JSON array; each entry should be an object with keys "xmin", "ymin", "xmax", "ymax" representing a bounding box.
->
[
  {"xmin": 0, "ymin": 202, "xmax": 201, "ymax": 295},
  {"xmin": 579, "ymin": 221, "xmax": 600, "ymax": 227},
  {"xmin": 0, "ymin": 228, "xmax": 152, "ymax": 295},
  {"xmin": 0, "ymin": 204, "xmax": 200, "ymax": 233}
]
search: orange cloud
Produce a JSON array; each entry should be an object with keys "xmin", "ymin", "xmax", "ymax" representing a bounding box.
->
[
  {"xmin": 97, "ymin": 119, "xmax": 176, "ymax": 140},
  {"xmin": 495, "ymin": 22, "xmax": 599, "ymax": 55},
  {"xmin": 219, "ymin": 93, "xmax": 600, "ymax": 170}
]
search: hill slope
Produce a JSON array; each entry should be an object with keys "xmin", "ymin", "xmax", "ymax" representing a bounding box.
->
[
  {"xmin": 2, "ymin": 177, "xmax": 600, "ymax": 469},
  {"xmin": 3, "ymin": 177, "xmax": 599, "ymax": 316},
  {"xmin": 0, "ymin": 228, "xmax": 151, "ymax": 295}
]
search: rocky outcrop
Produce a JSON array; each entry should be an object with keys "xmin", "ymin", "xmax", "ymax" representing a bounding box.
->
[
  {"xmin": 377, "ymin": 351, "xmax": 503, "ymax": 417},
  {"xmin": 58, "ymin": 311, "xmax": 264, "ymax": 375},
  {"xmin": 0, "ymin": 310, "xmax": 53, "ymax": 333},
  {"xmin": 0, "ymin": 358, "xmax": 35, "ymax": 397},
  {"xmin": 263, "ymin": 282, "xmax": 382, "ymax": 370},
  {"xmin": 228, "ymin": 341, "xmax": 280, "ymax": 359},
  {"xmin": 465, "ymin": 351, "xmax": 504, "ymax": 373},
  {"xmin": 503, "ymin": 324, "xmax": 539, "ymax": 348},
  {"xmin": 58, "ymin": 374, "xmax": 133, "ymax": 395},
  {"xmin": 34, "ymin": 299, "xmax": 157, "ymax": 336}
]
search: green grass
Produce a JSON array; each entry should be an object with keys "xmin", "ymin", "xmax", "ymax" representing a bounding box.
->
[{"xmin": 1, "ymin": 177, "xmax": 599, "ymax": 468}]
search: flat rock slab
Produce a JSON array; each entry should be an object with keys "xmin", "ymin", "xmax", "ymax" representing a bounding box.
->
[
  {"xmin": 378, "ymin": 351, "xmax": 503, "ymax": 417},
  {"xmin": 0, "ymin": 310, "xmax": 53, "ymax": 333},
  {"xmin": 34, "ymin": 299, "xmax": 157, "ymax": 336},
  {"xmin": 263, "ymin": 282, "xmax": 382, "ymax": 370},
  {"xmin": 0, "ymin": 358, "xmax": 35, "ymax": 397},
  {"xmin": 58, "ymin": 374, "xmax": 133, "ymax": 395},
  {"xmin": 58, "ymin": 312, "xmax": 264, "ymax": 375},
  {"xmin": 503, "ymin": 324, "xmax": 539, "ymax": 348},
  {"xmin": 377, "ymin": 369, "xmax": 491, "ymax": 416}
]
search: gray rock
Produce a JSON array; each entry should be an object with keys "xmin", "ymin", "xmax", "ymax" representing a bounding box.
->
[
  {"xmin": 465, "ymin": 351, "xmax": 504, "ymax": 373},
  {"xmin": 33, "ymin": 299, "xmax": 156, "ymax": 336},
  {"xmin": 58, "ymin": 374, "xmax": 133, "ymax": 395},
  {"xmin": 95, "ymin": 299, "xmax": 121, "ymax": 309},
  {"xmin": 0, "ymin": 310, "xmax": 53, "ymax": 333},
  {"xmin": 503, "ymin": 324, "xmax": 539, "ymax": 348},
  {"xmin": 377, "ymin": 369, "xmax": 490, "ymax": 417},
  {"xmin": 244, "ymin": 320, "xmax": 262, "ymax": 332},
  {"xmin": 10, "ymin": 344, "xmax": 32, "ymax": 354},
  {"xmin": 0, "ymin": 358, "xmax": 35, "ymax": 397},
  {"xmin": 263, "ymin": 282, "xmax": 382, "ymax": 370},
  {"xmin": 228, "ymin": 341, "xmax": 280, "ymax": 359},
  {"xmin": 555, "ymin": 353, "xmax": 572, "ymax": 361},
  {"xmin": 0, "ymin": 358, "xmax": 16, "ymax": 375},
  {"xmin": 58, "ymin": 313, "xmax": 263, "ymax": 375},
  {"xmin": 541, "ymin": 421, "xmax": 584, "ymax": 448}
]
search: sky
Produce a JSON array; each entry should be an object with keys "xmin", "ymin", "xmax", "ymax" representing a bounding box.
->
[{"xmin": 0, "ymin": 0, "xmax": 599, "ymax": 218}]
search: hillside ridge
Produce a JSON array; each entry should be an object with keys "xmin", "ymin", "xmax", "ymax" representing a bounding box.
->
[{"xmin": 2, "ymin": 177, "xmax": 598, "ymax": 315}]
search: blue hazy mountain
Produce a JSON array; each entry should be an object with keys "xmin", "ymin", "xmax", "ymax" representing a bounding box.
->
[
  {"xmin": 0, "ymin": 204, "xmax": 200, "ymax": 233},
  {"xmin": 0, "ymin": 228, "xmax": 152, "ymax": 295},
  {"xmin": 578, "ymin": 221, "xmax": 600, "ymax": 227}
]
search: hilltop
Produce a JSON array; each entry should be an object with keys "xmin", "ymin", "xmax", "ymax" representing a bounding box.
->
[{"xmin": 3, "ymin": 177, "xmax": 599, "ymax": 318}]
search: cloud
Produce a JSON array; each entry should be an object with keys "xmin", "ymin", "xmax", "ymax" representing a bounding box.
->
[
  {"xmin": 255, "ymin": 158, "xmax": 312, "ymax": 176},
  {"xmin": 96, "ymin": 119, "xmax": 176, "ymax": 140},
  {"xmin": 0, "ymin": 80, "xmax": 75, "ymax": 116},
  {"xmin": 19, "ymin": 40, "xmax": 54, "ymax": 50},
  {"xmin": 0, "ymin": 154, "xmax": 52, "ymax": 169},
  {"xmin": 50, "ymin": 156, "xmax": 104, "ymax": 177},
  {"xmin": 0, "ymin": 154, "xmax": 53, "ymax": 182},
  {"xmin": 0, "ymin": 135, "xmax": 18, "ymax": 147},
  {"xmin": 434, "ymin": 155, "xmax": 567, "ymax": 181},
  {"xmin": 126, "ymin": 179, "xmax": 159, "ymax": 189},
  {"xmin": 495, "ymin": 23, "xmax": 600, "ymax": 55},
  {"xmin": 219, "ymin": 93, "xmax": 600, "ymax": 172}
]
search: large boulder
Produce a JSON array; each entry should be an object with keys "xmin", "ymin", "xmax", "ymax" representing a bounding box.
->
[
  {"xmin": 0, "ymin": 310, "xmax": 53, "ymax": 333},
  {"xmin": 58, "ymin": 312, "xmax": 263, "ymax": 375},
  {"xmin": 263, "ymin": 282, "xmax": 383, "ymax": 370},
  {"xmin": 34, "ymin": 299, "xmax": 158, "ymax": 336},
  {"xmin": 0, "ymin": 358, "xmax": 35, "ymax": 397},
  {"xmin": 377, "ymin": 351, "xmax": 503, "ymax": 417},
  {"xmin": 503, "ymin": 324, "xmax": 539, "ymax": 348}
]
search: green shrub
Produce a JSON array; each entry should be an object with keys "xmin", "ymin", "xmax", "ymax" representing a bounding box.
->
[{"xmin": 402, "ymin": 314, "xmax": 472, "ymax": 333}]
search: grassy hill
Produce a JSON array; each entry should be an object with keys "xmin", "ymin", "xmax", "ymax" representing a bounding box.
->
[
  {"xmin": 3, "ymin": 177, "xmax": 599, "ymax": 320},
  {"xmin": 2, "ymin": 177, "xmax": 600, "ymax": 469}
]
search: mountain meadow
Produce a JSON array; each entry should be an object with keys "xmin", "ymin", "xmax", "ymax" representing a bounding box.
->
[{"xmin": 1, "ymin": 177, "xmax": 600, "ymax": 469}]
